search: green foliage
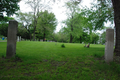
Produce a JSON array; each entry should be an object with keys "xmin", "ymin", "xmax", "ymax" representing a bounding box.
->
[
  {"xmin": 25, "ymin": 0, "xmax": 51, "ymax": 41},
  {"xmin": 54, "ymin": 30, "xmax": 69, "ymax": 43},
  {"xmin": 100, "ymin": 31, "xmax": 106, "ymax": 44},
  {"xmin": 71, "ymin": 31, "xmax": 90, "ymax": 43},
  {"xmin": 16, "ymin": 12, "xmax": 34, "ymax": 40},
  {"xmin": 91, "ymin": 32, "xmax": 100, "ymax": 44},
  {"xmin": 16, "ymin": 12, "xmax": 33, "ymax": 25},
  {"xmin": 36, "ymin": 10, "xmax": 57, "ymax": 40},
  {"xmin": 63, "ymin": 1, "xmax": 83, "ymax": 43},
  {"xmin": 0, "ymin": 0, "xmax": 20, "ymax": 19},
  {"xmin": 17, "ymin": 23, "xmax": 31, "ymax": 39},
  {"xmin": 61, "ymin": 44, "xmax": 65, "ymax": 48},
  {"xmin": 0, "ymin": 16, "xmax": 14, "ymax": 37},
  {"xmin": 81, "ymin": 0, "xmax": 113, "ymax": 30},
  {"xmin": 0, "ymin": 16, "xmax": 14, "ymax": 22},
  {"xmin": 0, "ymin": 23, "xmax": 8, "ymax": 37}
]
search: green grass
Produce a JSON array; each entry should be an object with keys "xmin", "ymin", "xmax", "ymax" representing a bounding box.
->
[{"xmin": 0, "ymin": 41, "xmax": 120, "ymax": 80}]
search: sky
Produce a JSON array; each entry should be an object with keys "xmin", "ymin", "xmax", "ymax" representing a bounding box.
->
[
  {"xmin": 16, "ymin": 0, "xmax": 112, "ymax": 33},
  {"xmin": 16, "ymin": 0, "xmax": 93, "ymax": 32}
]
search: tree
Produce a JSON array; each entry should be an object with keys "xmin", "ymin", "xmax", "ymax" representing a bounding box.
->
[
  {"xmin": 111, "ymin": 0, "xmax": 120, "ymax": 56},
  {"xmin": 36, "ymin": 10, "xmax": 57, "ymax": 41},
  {"xmin": 100, "ymin": 31, "xmax": 106, "ymax": 44},
  {"xmin": 91, "ymin": 32, "xmax": 99, "ymax": 44},
  {"xmin": 0, "ymin": 23, "xmax": 8, "ymax": 37},
  {"xmin": 16, "ymin": 12, "xmax": 34, "ymax": 41},
  {"xmin": 0, "ymin": 0, "xmax": 20, "ymax": 21},
  {"xmin": 81, "ymin": 0, "xmax": 113, "ymax": 30},
  {"xmin": 56, "ymin": 29, "xmax": 69, "ymax": 43},
  {"xmin": 26, "ymin": 0, "xmax": 50, "ymax": 41},
  {"xmin": 17, "ymin": 23, "xmax": 30, "ymax": 39},
  {"xmin": 89, "ymin": 0, "xmax": 120, "ymax": 56},
  {"xmin": 0, "ymin": 17, "xmax": 14, "ymax": 37},
  {"xmin": 72, "ymin": 31, "xmax": 89, "ymax": 43},
  {"xmin": 64, "ymin": 1, "xmax": 82, "ymax": 43}
]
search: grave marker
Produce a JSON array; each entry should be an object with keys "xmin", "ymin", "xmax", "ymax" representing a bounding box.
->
[
  {"xmin": 17, "ymin": 36, "xmax": 19, "ymax": 42},
  {"xmin": 105, "ymin": 28, "xmax": 114, "ymax": 63},
  {"xmin": 20, "ymin": 36, "xmax": 21, "ymax": 41},
  {"xmin": 6, "ymin": 20, "xmax": 18, "ymax": 58}
]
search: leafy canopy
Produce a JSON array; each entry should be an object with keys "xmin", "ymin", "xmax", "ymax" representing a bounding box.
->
[{"xmin": 0, "ymin": 0, "xmax": 20, "ymax": 16}]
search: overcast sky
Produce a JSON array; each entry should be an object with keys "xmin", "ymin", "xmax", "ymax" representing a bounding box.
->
[
  {"xmin": 16, "ymin": 0, "xmax": 93, "ymax": 32},
  {"xmin": 17, "ymin": 0, "xmax": 112, "ymax": 33}
]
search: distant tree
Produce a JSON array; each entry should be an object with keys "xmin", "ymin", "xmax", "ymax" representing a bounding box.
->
[
  {"xmin": 36, "ymin": 10, "xmax": 57, "ymax": 41},
  {"xmin": 71, "ymin": 31, "xmax": 90, "ymax": 43},
  {"xmin": 91, "ymin": 32, "xmax": 99, "ymax": 44},
  {"xmin": 100, "ymin": 31, "xmax": 106, "ymax": 45},
  {"xmin": 0, "ymin": 17, "xmax": 14, "ymax": 37},
  {"xmin": 47, "ymin": 33, "xmax": 58, "ymax": 42},
  {"xmin": 57, "ymin": 29, "xmax": 69, "ymax": 43},
  {"xmin": 26, "ymin": 0, "xmax": 50, "ymax": 41},
  {"xmin": 16, "ymin": 12, "xmax": 34, "ymax": 41},
  {"xmin": 0, "ymin": 23, "xmax": 8, "ymax": 37},
  {"xmin": 17, "ymin": 23, "xmax": 30, "ymax": 39},
  {"xmin": 64, "ymin": 1, "xmax": 83, "ymax": 43}
]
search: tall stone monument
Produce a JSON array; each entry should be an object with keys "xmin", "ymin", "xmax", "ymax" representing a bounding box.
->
[
  {"xmin": 6, "ymin": 20, "xmax": 18, "ymax": 58},
  {"xmin": 105, "ymin": 28, "xmax": 114, "ymax": 63}
]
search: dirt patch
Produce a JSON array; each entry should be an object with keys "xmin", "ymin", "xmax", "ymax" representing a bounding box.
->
[
  {"xmin": 114, "ymin": 56, "xmax": 120, "ymax": 63},
  {"xmin": 94, "ymin": 56, "xmax": 104, "ymax": 60},
  {"xmin": 50, "ymin": 60, "xmax": 68, "ymax": 68}
]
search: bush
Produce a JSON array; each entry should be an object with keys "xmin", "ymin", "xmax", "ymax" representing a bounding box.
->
[{"xmin": 61, "ymin": 44, "xmax": 65, "ymax": 48}]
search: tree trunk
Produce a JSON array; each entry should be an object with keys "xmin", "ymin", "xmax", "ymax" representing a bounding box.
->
[
  {"xmin": 69, "ymin": 25, "xmax": 74, "ymax": 43},
  {"xmin": 28, "ymin": 30, "xmax": 32, "ymax": 41},
  {"xmin": 70, "ymin": 15, "xmax": 74, "ymax": 43},
  {"xmin": 70, "ymin": 34, "xmax": 73, "ymax": 43},
  {"xmin": 33, "ymin": 25, "xmax": 36, "ymax": 41},
  {"xmin": 43, "ymin": 32, "xmax": 46, "ymax": 41},
  {"xmin": 30, "ymin": 34, "xmax": 32, "ymax": 41},
  {"xmin": 33, "ymin": 3, "xmax": 36, "ymax": 41},
  {"xmin": 80, "ymin": 36, "xmax": 82, "ymax": 43},
  {"xmin": 112, "ymin": 0, "xmax": 120, "ymax": 56}
]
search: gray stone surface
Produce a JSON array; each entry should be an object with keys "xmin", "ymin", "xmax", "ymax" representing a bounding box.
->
[
  {"xmin": 105, "ymin": 28, "xmax": 114, "ymax": 63},
  {"xmin": 6, "ymin": 20, "xmax": 18, "ymax": 58},
  {"xmin": 19, "ymin": 36, "xmax": 21, "ymax": 41},
  {"xmin": 17, "ymin": 36, "xmax": 19, "ymax": 42}
]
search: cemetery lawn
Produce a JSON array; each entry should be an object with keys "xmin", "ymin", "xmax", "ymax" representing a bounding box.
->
[{"xmin": 0, "ymin": 41, "xmax": 120, "ymax": 80}]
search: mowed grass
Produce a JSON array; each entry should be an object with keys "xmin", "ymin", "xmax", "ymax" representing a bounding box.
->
[{"xmin": 0, "ymin": 41, "xmax": 120, "ymax": 80}]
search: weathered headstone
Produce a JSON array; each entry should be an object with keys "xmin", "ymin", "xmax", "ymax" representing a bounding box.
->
[
  {"xmin": 19, "ymin": 36, "xmax": 21, "ymax": 41},
  {"xmin": 105, "ymin": 28, "xmax": 114, "ymax": 63},
  {"xmin": 40, "ymin": 39, "xmax": 43, "ymax": 42},
  {"xmin": 6, "ymin": 20, "xmax": 18, "ymax": 58},
  {"xmin": 17, "ymin": 36, "xmax": 19, "ymax": 42}
]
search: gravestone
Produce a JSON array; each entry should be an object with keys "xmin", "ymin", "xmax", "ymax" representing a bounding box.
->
[
  {"xmin": 19, "ymin": 36, "xmax": 21, "ymax": 41},
  {"xmin": 6, "ymin": 20, "xmax": 18, "ymax": 58},
  {"xmin": 105, "ymin": 28, "xmax": 114, "ymax": 63},
  {"xmin": 17, "ymin": 36, "xmax": 19, "ymax": 42}
]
